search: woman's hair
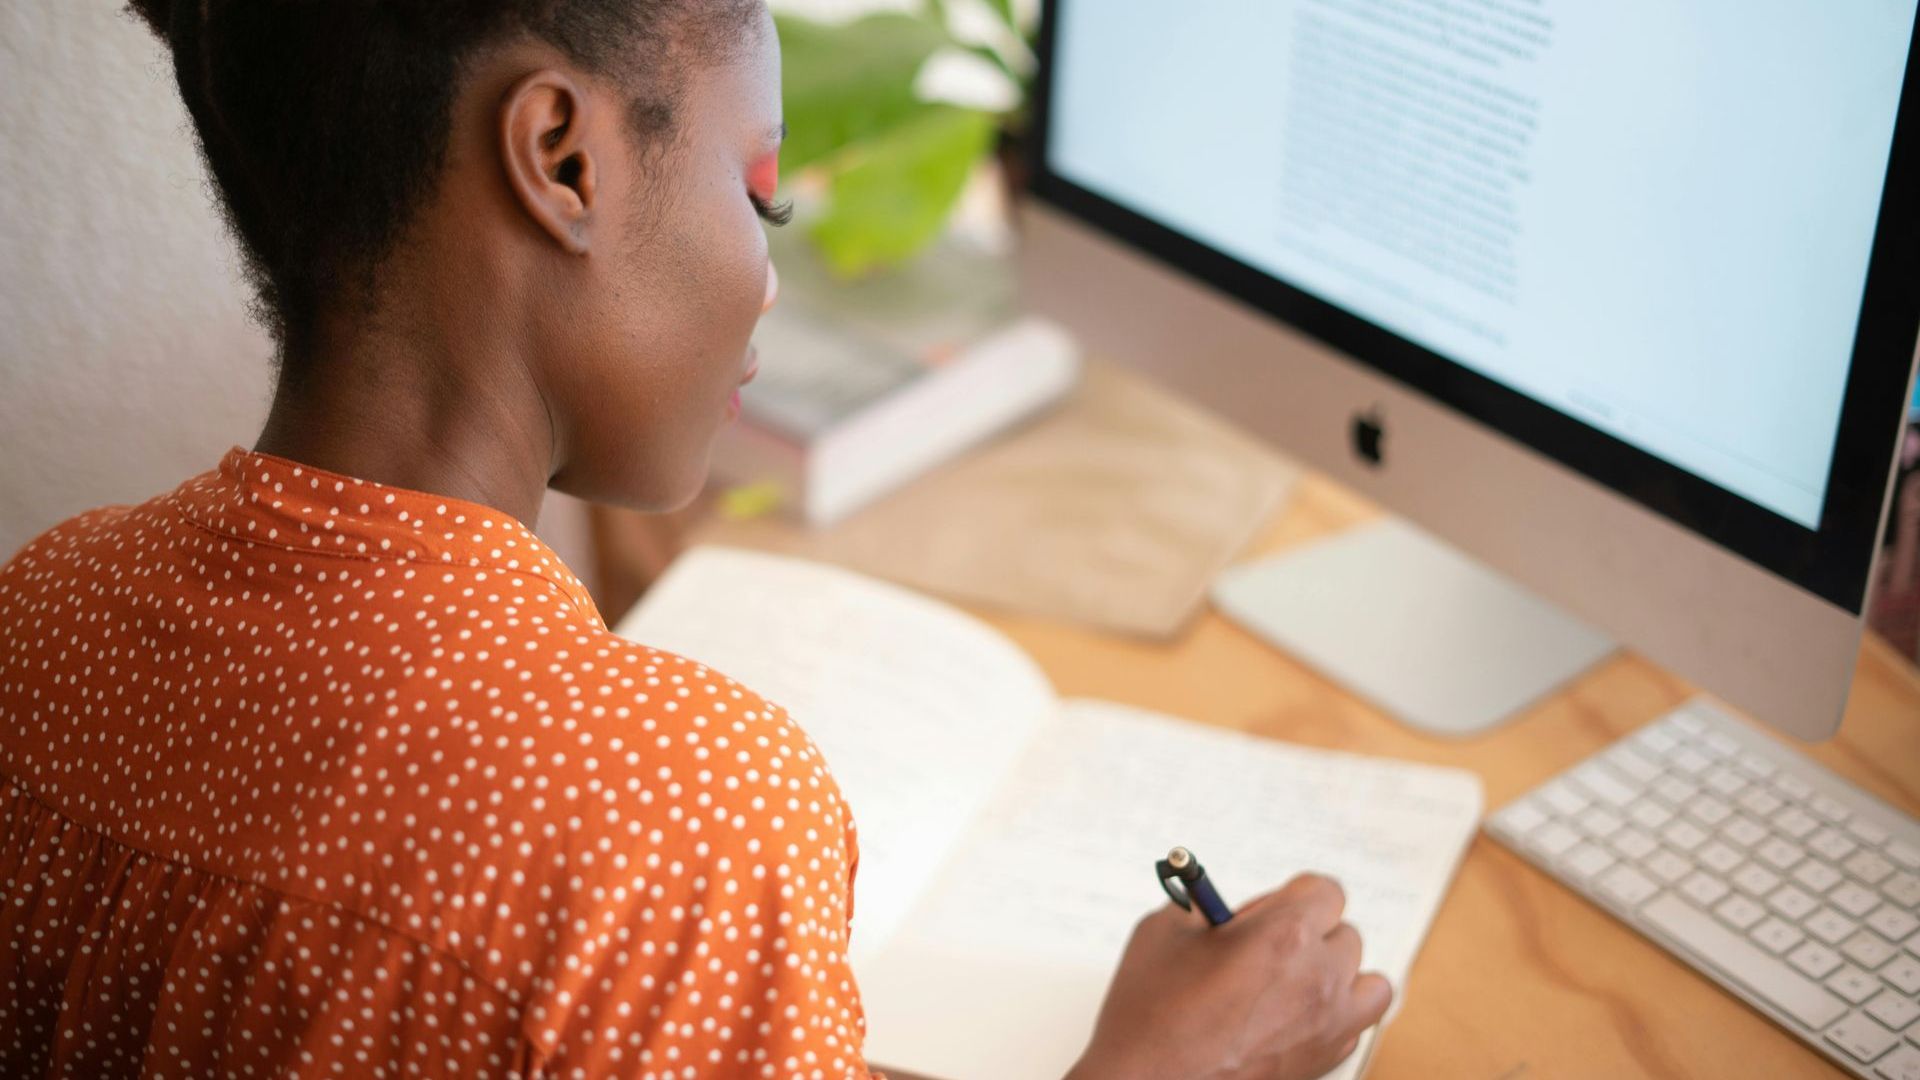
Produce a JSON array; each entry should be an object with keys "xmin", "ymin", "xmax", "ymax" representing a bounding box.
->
[{"xmin": 128, "ymin": 0, "xmax": 751, "ymax": 370}]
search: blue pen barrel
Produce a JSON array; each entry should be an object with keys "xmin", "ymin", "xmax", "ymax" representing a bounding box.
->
[
  {"xmin": 1159, "ymin": 846, "xmax": 1236, "ymax": 926},
  {"xmin": 1189, "ymin": 874, "xmax": 1235, "ymax": 926}
]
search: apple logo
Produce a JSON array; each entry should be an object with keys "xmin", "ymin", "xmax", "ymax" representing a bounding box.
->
[{"xmin": 1352, "ymin": 408, "xmax": 1385, "ymax": 468}]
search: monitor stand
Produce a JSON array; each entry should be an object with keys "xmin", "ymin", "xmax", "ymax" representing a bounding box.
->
[{"xmin": 1211, "ymin": 517, "xmax": 1617, "ymax": 737}]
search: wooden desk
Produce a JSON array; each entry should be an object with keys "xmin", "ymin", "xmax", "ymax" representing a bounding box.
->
[{"xmin": 939, "ymin": 472, "xmax": 1920, "ymax": 1080}]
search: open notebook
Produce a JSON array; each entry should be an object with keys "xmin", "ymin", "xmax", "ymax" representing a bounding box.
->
[{"xmin": 615, "ymin": 547, "xmax": 1482, "ymax": 1080}]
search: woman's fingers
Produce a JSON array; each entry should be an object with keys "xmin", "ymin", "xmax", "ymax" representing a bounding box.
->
[
  {"xmin": 1323, "ymin": 921, "xmax": 1363, "ymax": 973},
  {"xmin": 1347, "ymin": 971, "xmax": 1394, "ymax": 1030},
  {"xmin": 1255, "ymin": 872, "xmax": 1347, "ymax": 935}
]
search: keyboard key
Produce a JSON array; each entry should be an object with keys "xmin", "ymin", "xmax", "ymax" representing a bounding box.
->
[
  {"xmin": 1642, "ymin": 894, "xmax": 1846, "ymax": 1029},
  {"xmin": 1572, "ymin": 763, "xmax": 1637, "ymax": 807},
  {"xmin": 1882, "ymin": 953, "xmax": 1920, "ymax": 995},
  {"xmin": 1875, "ymin": 1043, "xmax": 1920, "ymax": 1080},
  {"xmin": 1654, "ymin": 775, "xmax": 1699, "ymax": 807},
  {"xmin": 1795, "ymin": 859, "xmax": 1844, "ymax": 895},
  {"xmin": 1688, "ymin": 796, "xmax": 1734, "ymax": 828},
  {"xmin": 1831, "ymin": 882, "xmax": 1884, "ymax": 919},
  {"xmin": 1826, "ymin": 964, "xmax": 1884, "ymax": 1005},
  {"xmin": 1769, "ymin": 884, "xmax": 1820, "ymax": 921},
  {"xmin": 1577, "ymin": 806, "xmax": 1624, "ymax": 840},
  {"xmin": 1680, "ymin": 871, "xmax": 1730, "ymax": 908},
  {"xmin": 1698, "ymin": 842, "xmax": 1744, "ymax": 875},
  {"xmin": 1732, "ymin": 862, "xmax": 1782, "ymax": 898},
  {"xmin": 1673, "ymin": 748, "xmax": 1713, "ymax": 776},
  {"xmin": 1810, "ymin": 794, "xmax": 1854, "ymax": 825},
  {"xmin": 1663, "ymin": 820, "xmax": 1710, "ymax": 852},
  {"xmin": 1807, "ymin": 908, "xmax": 1859, "ymax": 946},
  {"xmin": 1884, "ymin": 872, "xmax": 1920, "ymax": 909},
  {"xmin": 1603, "ymin": 744, "xmax": 1662, "ymax": 783},
  {"xmin": 1704, "ymin": 732, "xmax": 1740, "ymax": 758},
  {"xmin": 1887, "ymin": 840, "xmax": 1920, "ymax": 872},
  {"xmin": 1608, "ymin": 827, "xmax": 1659, "ymax": 861},
  {"xmin": 1751, "ymin": 917, "xmax": 1805, "ymax": 955},
  {"xmin": 1775, "ymin": 773, "xmax": 1815, "ymax": 801},
  {"xmin": 1790, "ymin": 940, "xmax": 1845, "ymax": 980},
  {"xmin": 1867, "ymin": 990, "xmax": 1920, "ymax": 1032},
  {"xmin": 1704, "ymin": 766, "xmax": 1748, "ymax": 798},
  {"xmin": 1848, "ymin": 850, "xmax": 1898, "ymax": 887},
  {"xmin": 1629, "ymin": 801, "xmax": 1674, "ymax": 831},
  {"xmin": 1492, "ymin": 799, "xmax": 1548, "ymax": 838},
  {"xmin": 1826, "ymin": 1010, "xmax": 1900, "ymax": 1062},
  {"xmin": 1636, "ymin": 725, "xmax": 1680, "ymax": 754},
  {"xmin": 1848, "ymin": 818, "xmax": 1892, "ymax": 848},
  {"xmin": 1812, "ymin": 827, "xmax": 1861, "ymax": 863},
  {"xmin": 1597, "ymin": 864, "xmax": 1660, "ymax": 908},
  {"xmin": 1539, "ymin": 781, "xmax": 1589, "ymax": 817},
  {"xmin": 1560, "ymin": 842, "xmax": 1617, "ymax": 883},
  {"xmin": 1758, "ymin": 837, "xmax": 1805, "ymax": 872},
  {"xmin": 1775, "ymin": 807, "xmax": 1821, "ymax": 840},
  {"xmin": 1644, "ymin": 848, "xmax": 1693, "ymax": 884},
  {"xmin": 1843, "ymin": 928, "xmax": 1899, "ymax": 970},
  {"xmin": 1720, "ymin": 815, "xmax": 1768, "ymax": 850},
  {"xmin": 1738, "ymin": 786, "xmax": 1785, "ymax": 818},
  {"xmin": 1736, "ymin": 751, "xmax": 1776, "ymax": 780},
  {"xmin": 1670, "ymin": 711, "xmax": 1707, "ymax": 737},
  {"xmin": 1529, "ymin": 821, "xmax": 1583, "ymax": 858},
  {"xmin": 1869, "ymin": 906, "xmax": 1920, "ymax": 944},
  {"xmin": 1714, "ymin": 894, "xmax": 1766, "ymax": 932}
]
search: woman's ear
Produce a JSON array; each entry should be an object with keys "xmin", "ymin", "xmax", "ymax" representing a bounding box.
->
[{"xmin": 499, "ymin": 70, "xmax": 598, "ymax": 255}]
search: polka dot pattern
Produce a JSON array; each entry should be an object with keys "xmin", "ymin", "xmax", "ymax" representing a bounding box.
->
[{"xmin": 0, "ymin": 448, "xmax": 870, "ymax": 1078}]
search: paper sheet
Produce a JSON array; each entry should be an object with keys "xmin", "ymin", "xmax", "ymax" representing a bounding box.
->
[
  {"xmin": 858, "ymin": 700, "xmax": 1483, "ymax": 1080},
  {"xmin": 613, "ymin": 547, "xmax": 1054, "ymax": 961}
]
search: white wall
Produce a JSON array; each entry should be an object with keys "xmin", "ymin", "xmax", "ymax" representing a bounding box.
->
[
  {"xmin": 0, "ymin": 2, "xmax": 599, "ymax": 580},
  {"xmin": 0, "ymin": 1, "xmax": 272, "ymax": 557}
]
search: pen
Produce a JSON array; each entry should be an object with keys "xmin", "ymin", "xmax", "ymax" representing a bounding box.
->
[{"xmin": 1156, "ymin": 845, "xmax": 1234, "ymax": 925}]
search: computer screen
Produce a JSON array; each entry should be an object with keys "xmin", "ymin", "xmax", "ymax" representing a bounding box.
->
[{"xmin": 1046, "ymin": 0, "xmax": 1919, "ymax": 531}]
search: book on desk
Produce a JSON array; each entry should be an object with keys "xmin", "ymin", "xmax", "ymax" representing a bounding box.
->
[
  {"xmin": 615, "ymin": 546, "xmax": 1483, "ymax": 1079},
  {"xmin": 713, "ymin": 306, "xmax": 1081, "ymax": 526}
]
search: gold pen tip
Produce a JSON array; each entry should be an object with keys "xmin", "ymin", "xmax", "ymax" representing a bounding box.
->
[{"xmin": 1167, "ymin": 846, "xmax": 1191, "ymax": 868}]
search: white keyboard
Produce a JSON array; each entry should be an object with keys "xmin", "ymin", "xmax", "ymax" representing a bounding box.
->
[{"xmin": 1486, "ymin": 698, "xmax": 1920, "ymax": 1079}]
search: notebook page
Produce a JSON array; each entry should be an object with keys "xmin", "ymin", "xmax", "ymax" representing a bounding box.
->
[
  {"xmin": 858, "ymin": 700, "xmax": 1482, "ymax": 1080},
  {"xmin": 612, "ymin": 547, "xmax": 1055, "ymax": 962}
]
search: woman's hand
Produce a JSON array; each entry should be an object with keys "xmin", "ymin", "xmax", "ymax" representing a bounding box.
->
[{"xmin": 1067, "ymin": 873, "xmax": 1391, "ymax": 1080}]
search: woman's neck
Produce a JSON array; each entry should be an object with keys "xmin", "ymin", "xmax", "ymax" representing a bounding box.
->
[{"xmin": 253, "ymin": 313, "xmax": 557, "ymax": 528}]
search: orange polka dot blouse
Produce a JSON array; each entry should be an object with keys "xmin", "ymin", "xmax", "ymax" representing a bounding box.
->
[{"xmin": 0, "ymin": 449, "xmax": 872, "ymax": 1078}]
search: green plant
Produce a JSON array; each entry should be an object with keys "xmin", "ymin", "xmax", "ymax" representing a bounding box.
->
[{"xmin": 775, "ymin": 0, "xmax": 1032, "ymax": 277}]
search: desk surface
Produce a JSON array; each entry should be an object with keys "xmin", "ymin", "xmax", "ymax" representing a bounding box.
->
[{"xmin": 949, "ymin": 471, "xmax": 1920, "ymax": 1080}]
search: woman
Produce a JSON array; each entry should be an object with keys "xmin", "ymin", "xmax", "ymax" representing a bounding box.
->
[{"xmin": 0, "ymin": 2, "xmax": 1390, "ymax": 1076}]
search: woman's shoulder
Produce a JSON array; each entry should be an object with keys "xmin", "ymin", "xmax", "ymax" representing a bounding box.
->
[
  {"xmin": 1, "ymin": 492, "xmax": 177, "ymax": 582},
  {"xmin": 383, "ymin": 619, "xmax": 850, "ymax": 854},
  {"xmin": 454, "ymin": 626, "xmax": 842, "ymax": 807}
]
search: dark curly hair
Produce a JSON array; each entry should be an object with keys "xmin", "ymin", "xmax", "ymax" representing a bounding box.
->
[{"xmin": 128, "ymin": 0, "xmax": 756, "ymax": 371}]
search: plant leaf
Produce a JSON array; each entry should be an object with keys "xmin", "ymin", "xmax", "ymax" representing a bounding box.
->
[
  {"xmin": 775, "ymin": 12, "xmax": 954, "ymax": 175},
  {"xmin": 808, "ymin": 105, "xmax": 996, "ymax": 277}
]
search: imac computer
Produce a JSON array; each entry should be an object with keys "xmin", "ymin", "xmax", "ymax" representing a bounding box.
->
[{"xmin": 1019, "ymin": 1, "xmax": 1920, "ymax": 741}]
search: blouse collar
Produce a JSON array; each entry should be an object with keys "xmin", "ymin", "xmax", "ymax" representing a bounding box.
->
[{"xmin": 170, "ymin": 447, "xmax": 600, "ymax": 619}]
